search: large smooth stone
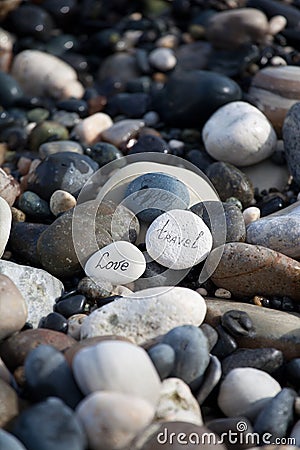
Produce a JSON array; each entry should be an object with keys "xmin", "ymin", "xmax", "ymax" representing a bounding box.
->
[
  {"xmin": 153, "ymin": 70, "xmax": 241, "ymax": 127},
  {"xmin": 0, "ymin": 197, "xmax": 11, "ymax": 258},
  {"xmin": 222, "ymin": 348, "xmax": 283, "ymax": 376},
  {"xmin": 283, "ymin": 102, "xmax": 300, "ymax": 185},
  {"xmin": 9, "ymin": 222, "xmax": 48, "ymax": 266},
  {"xmin": 0, "ymin": 275, "xmax": 27, "ymax": 341},
  {"xmin": 0, "ymin": 328, "xmax": 76, "ymax": 372},
  {"xmin": 85, "ymin": 241, "xmax": 146, "ymax": 285},
  {"xmin": 205, "ymin": 299, "xmax": 300, "ymax": 360},
  {"xmin": 11, "ymin": 50, "xmax": 84, "ymax": 100},
  {"xmin": 80, "ymin": 286, "xmax": 207, "ymax": 345},
  {"xmin": 207, "ymin": 242, "xmax": 300, "ymax": 301},
  {"xmin": 218, "ymin": 368, "xmax": 281, "ymax": 417},
  {"xmin": 76, "ymin": 391, "xmax": 155, "ymax": 450},
  {"xmin": 11, "ymin": 398, "xmax": 87, "ymax": 450},
  {"xmin": 146, "ymin": 210, "xmax": 213, "ymax": 270},
  {"xmin": 0, "ymin": 378, "xmax": 19, "ymax": 427},
  {"xmin": 0, "ymin": 260, "xmax": 63, "ymax": 327},
  {"xmin": 37, "ymin": 200, "xmax": 139, "ymax": 278},
  {"xmin": 202, "ymin": 101, "xmax": 277, "ymax": 166},
  {"xmin": 73, "ymin": 340, "xmax": 161, "ymax": 406}
]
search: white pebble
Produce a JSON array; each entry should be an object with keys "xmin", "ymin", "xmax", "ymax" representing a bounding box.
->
[
  {"xmin": 146, "ymin": 210, "xmax": 213, "ymax": 270},
  {"xmin": 214, "ymin": 288, "xmax": 231, "ymax": 299},
  {"xmin": 202, "ymin": 101, "xmax": 277, "ymax": 166},
  {"xmin": 243, "ymin": 206, "xmax": 261, "ymax": 225},
  {"xmin": 0, "ymin": 197, "xmax": 11, "ymax": 258},
  {"xmin": 268, "ymin": 15, "xmax": 287, "ymax": 36},
  {"xmin": 67, "ymin": 314, "xmax": 87, "ymax": 340},
  {"xmin": 50, "ymin": 190, "xmax": 76, "ymax": 216},
  {"xmin": 148, "ymin": 47, "xmax": 177, "ymax": 72},
  {"xmin": 71, "ymin": 112, "xmax": 113, "ymax": 146},
  {"xmin": 218, "ymin": 368, "xmax": 281, "ymax": 417},
  {"xmin": 85, "ymin": 241, "xmax": 146, "ymax": 285},
  {"xmin": 196, "ymin": 287, "xmax": 208, "ymax": 296},
  {"xmin": 76, "ymin": 391, "xmax": 155, "ymax": 450}
]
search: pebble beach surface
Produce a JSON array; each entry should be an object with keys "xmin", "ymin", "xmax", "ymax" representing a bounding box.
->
[{"xmin": 2, "ymin": 1, "xmax": 300, "ymax": 449}]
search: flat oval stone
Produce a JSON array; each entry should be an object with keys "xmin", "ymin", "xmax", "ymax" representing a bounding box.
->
[
  {"xmin": 124, "ymin": 172, "xmax": 190, "ymax": 222},
  {"xmin": 85, "ymin": 241, "xmax": 146, "ymax": 285},
  {"xmin": 222, "ymin": 348, "xmax": 284, "ymax": 376},
  {"xmin": 249, "ymin": 66, "xmax": 300, "ymax": 134},
  {"xmin": 0, "ymin": 275, "xmax": 27, "ymax": 341},
  {"xmin": 76, "ymin": 391, "xmax": 155, "ymax": 450},
  {"xmin": 39, "ymin": 140, "xmax": 83, "ymax": 160},
  {"xmin": 18, "ymin": 191, "xmax": 51, "ymax": 219},
  {"xmin": 101, "ymin": 119, "xmax": 145, "ymax": 148},
  {"xmin": 203, "ymin": 101, "xmax": 277, "ymax": 166},
  {"xmin": 0, "ymin": 430, "xmax": 26, "ymax": 450},
  {"xmin": 218, "ymin": 367, "xmax": 281, "ymax": 417},
  {"xmin": 50, "ymin": 190, "xmax": 76, "ymax": 216},
  {"xmin": 73, "ymin": 340, "xmax": 161, "ymax": 406},
  {"xmin": 71, "ymin": 112, "xmax": 113, "ymax": 146},
  {"xmin": 148, "ymin": 48, "xmax": 177, "ymax": 72},
  {"xmin": 80, "ymin": 286, "xmax": 207, "ymax": 345},
  {"xmin": 146, "ymin": 210, "xmax": 213, "ymax": 270},
  {"xmin": 11, "ymin": 50, "xmax": 84, "ymax": 100},
  {"xmin": 207, "ymin": 242, "xmax": 300, "ymax": 301}
]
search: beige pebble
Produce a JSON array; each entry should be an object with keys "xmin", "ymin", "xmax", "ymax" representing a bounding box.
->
[
  {"xmin": 101, "ymin": 119, "xmax": 145, "ymax": 148},
  {"xmin": 214, "ymin": 288, "xmax": 231, "ymax": 299},
  {"xmin": 196, "ymin": 288, "xmax": 208, "ymax": 296},
  {"xmin": 67, "ymin": 314, "xmax": 87, "ymax": 340},
  {"xmin": 243, "ymin": 206, "xmax": 261, "ymax": 225},
  {"xmin": 0, "ymin": 357, "xmax": 11, "ymax": 384},
  {"xmin": 0, "ymin": 28, "xmax": 14, "ymax": 72},
  {"xmin": 17, "ymin": 157, "xmax": 32, "ymax": 176},
  {"xmin": 50, "ymin": 190, "xmax": 77, "ymax": 216},
  {"xmin": 0, "ymin": 168, "xmax": 20, "ymax": 206},
  {"xmin": 0, "ymin": 378, "xmax": 19, "ymax": 427},
  {"xmin": 11, "ymin": 207, "xmax": 25, "ymax": 222},
  {"xmin": 268, "ymin": 15, "xmax": 287, "ymax": 36},
  {"xmin": 71, "ymin": 113, "xmax": 113, "ymax": 146},
  {"xmin": 0, "ymin": 274, "xmax": 27, "ymax": 341},
  {"xmin": 0, "ymin": 197, "xmax": 12, "ymax": 257},
  {"xmin": 148, "ymin": 48, "xmax": 177, "ymax": 72}
]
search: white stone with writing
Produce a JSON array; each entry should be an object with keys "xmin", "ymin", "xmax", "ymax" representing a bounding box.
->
[
  {"xmin": 85, "ymin": 241, "xmax": 146, "ymax": 285},
  {"xmin": 146, "ymin": 210, "xmax": 213, "ymax": 270}
]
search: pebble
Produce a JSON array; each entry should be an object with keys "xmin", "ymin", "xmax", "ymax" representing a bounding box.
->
[
  {"xmin": 24, "ymin": 344, "xmax": 83, "ymax": 408},
  {"xmin": 9, "ymin": 222, "xmax": 48, "ymax": 266},
  {"xmin": 0, "ymin": 430, "xmax": 26, "ymax": 450},
  {"xmin": 148, "ymin": 343, "xmax": 175, "ymax": 380},
  {"xmin": 124, "ymin": 172, "xmax": 190, "ymax": 222},
  {"xmin": 50, "ymin": 190, "xmax": 76, "ymax": 216},
  {"xmin": 55, "ymin": 294, "xmax": 86, "ymax": 318},
  {"xmin": 0, "ymin": 196, "xmax": 11, "ymax": 257},
  {"xmin": 85, "ymin": 142, "xmax": 122, "ymax": 167},
  {"xmin": 73, "ymin": 340, "xmax": 161, "ymax": 406},
  {"xmin": 0, "ymin": 260, "xmax": 63, "ymax": 327},
  {"xmin": 71, "ymin": 113, "xmax": 113, "ymax": 146},
  {"xmin": 202, "ymin": 101, "xmax": 277, "ymax": 166},
  {"xmin": 85, "ymin": 241, "xmax": 146, "ymax": 285},
  {"xmin": 128, "ymin": 134, "xmax": 169, "ymax": 155},
  {"xmin": 39, "ymin": 140, "xmax": 83, "ymax": 160},
  {"xmin": 208, "ymin": 242, "xmax": 300, "ymax": 301},
  {"xmin": 39, "ymin": 312, "xmax": 68, "ymax": 334},
  {"xmin": 205, "ymin": 299, "xmax": 300, "ymax": 360},
  {"xmin": 0, "ymin": 274, "xmax": 27, "ymax": 341},
  {"xmin": 0, "ymin": 71, "xmax": 23, "ymax": 108},
  {"xmin": 155, "ymin": 378, "xmax": 202, "ymax": 425},
  {"xmin": 67, "ymin": 314, "xmax": 87, "ymax": 341},
  {"xmin": 161, "ymin": 325, "xmax": 210, "ymax": 390},
  {"xmin": 146, "ymin": 210, "xmax": 213, "ymax": 270},
  {"xmin": 207, "ymin": 417, "xmax": 254, "ymax": 450},
  {"xmin": 283, "ymin": 102, "xmax": 300, "ymax": 185},
  {"xmin": 200, "ymin": 323, "xmax": 218, "ymax": 351},
  {"xmin": 222, "ymin": 348, "xmax": 283, "ymax": 376},
  {"xmin": 286, "ymin": 359, "xmax": 300, "ymax": 389},
  {"xmin": 249, "ymin": 65, "xmax": 300, "ymax": 134},
  {"xmin": 0, "ymin": 378, "xmax": 19, "ymax": 427},
  {"xmin": 205, "ymin": 8, "xmax": 269, "ymax": 49},
  {"xmin": 0, "ymin": 168, "xmax": 20, "ymax": 206},
  {"xmin": 243, "ymin": 206, "xmax": 261, "ymax": 225},
  {"xmin": 37, "ymin": 200, "xmax": 139, "ymax": 277},
  {"xmin": 148, "ymin": 48, "xmax": 177, "ymax": 72},
  {"xmin": 218, "ymin": 367, "xmax": 281, "ymax": 417},
  {"xmin": 253, "ymin": 388, "xmax": 296, "ymax": 440},
  {"xmin": 211, "ymin": 325, "xmax": 238, "ymax": 359},
  {"xmin": 215, "ymin": 288, "xmax": 232, "ymax": 299},
  {"xmin": 27, "ymin": 152, "xmax": 98, "ymax": 201},
  {"xmin": 101, "ymin": 119, "xmax": 145, "ymax": 148},
  {"xmin": 80, "ymin": 286, "xmax": 207, "ymax": 345},
  {"xmin": 18, "ymin": 191, "xmax": 51, "ymax": 219},
  {"xmin": 0, "ymin": 328, "xmax": 75, "ymax": 372},
  {"xmin": 29, "ymin": 121, "xmax": 69, "ymax": 152},
  {"xmin": 11, "ymin": 50, "xmax": 84, "ymax": 100},
  {"xmin": 206, "ymin": 162, "xmax": 254, "ymax": 207},
  {"xmin": 221, "ymin": 310, "xmax": 255, "ymax": 338},
  {"xmin": 196, "ymin": 355, "xmax": 222, "ymax": 405},
  {"xmin": 76, "ymin": 391, "xmax": 155, "ymax": 450},
  {"xmin": 153, "ymin": 69, "xmax": 241, "ymax": 128},
  {"xmin": 11, "ymin": 397, "xmax": 87, "ymax": 450}
]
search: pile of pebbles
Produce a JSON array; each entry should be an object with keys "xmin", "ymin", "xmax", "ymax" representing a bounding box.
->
[{"xmin": 2, "ymin": 0, "xmax": 300, "ymax": 449}]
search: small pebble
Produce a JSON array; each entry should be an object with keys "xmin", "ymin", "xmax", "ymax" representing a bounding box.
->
[
  {"xmin": 67, "ymin": 314, "xmax": 87, "ymax": 341},
  {"xmin": 71, "ymin": 113, "xmax": 113, "ymax": 146},
  {"xmin": 215, "ymin": 288, "xmax": 231, "ymax": 299},
  {"xmin": 148, "ymin": 48, "xmax": 177, "ymax": 72},
  {"xmin": 50, "ymin": 190, "xmax": 76, "ymax": 216},
  {"xmin": 196, "ymin": 355, "xmax": 222, "ymax": 405},
  {"xmin": 148, "ymin": 343, "xmax": 175, "ymax": 380},
  {"xmin": 243, "ymin": 206, "xmax": 261, "ymax": 225},
  {"xmin": 222, "ymin": 348, "xmax": 284, "ymax": 376},
  {"xmin": 221, "ymin": 310, "xmax": 255, "ymax": 337},
  {"xmin": 39, "ymin": 312, "xmax": 68, "ymax": 334}
]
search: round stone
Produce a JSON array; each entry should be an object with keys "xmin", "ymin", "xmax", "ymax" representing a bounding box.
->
[
  {"xmin": 148, "ymin": 48, "xmax": 177, "ymax": 72},
  {"xmin": 148, "ymin": 343, "xmax": 175, "ymax": 380},
  {"xmin": 124, "ymin": 172, "xmax": 190, "ymax": 222},
  {"xmin": 71, "ymin": 112, "xmax": 113, "ymax": 146},
  {"xmin": 29, "ymin": 121, "xmax": 69, "ymax": 152},
  {"xmin": 85, "ymin": 142, "xmax": 123, "ymax": 168},
  {"xmin": 202, "ymin": 101, "xmax": 277, "ymax": 166},
  {"xmin": 85, "ymin": 241, "xmax": 146, "ymax": 285},
  {"xmin": 218, "ymin": 367, "xmax": 281, "ymax": 417},
  {"xmin": 146, "ymin": 210, "xmax": 213, "ymax": 270},
  {"xmin": 243, "ymin": 206, "xmax": 261, "ymax": 225},
  {"xmin": 0, "ymin": 274, "xmax": 27, "ymax": 341},
  {"xmin": 18, "ymin": 191, "xmax": 51, "ymax": 219},
  {"xmin": 50, "ymin": 190, "xmax": 76, "ymax": 216}
]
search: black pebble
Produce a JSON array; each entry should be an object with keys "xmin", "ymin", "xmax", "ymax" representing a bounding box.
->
[
  {"xmin": 96, "ymin": 295, "xmax": 121, "ymax": 308},
  {"xmin": 211, "ymin": 325, "xmax": 238, "ymax": 359},
  {"xmin": 221, "ymin": 310, "xmax": 255, "ymax": 337},
  {"xmin": 222, "ymin": 348, "xmax": 283, "ymax": 377},
  {"xmin": 54, "ymin": 294, "xmax": 86, "ymax": 318},
  {"xmin": 39, "ymin": 312, "xmax": 68, "ymax": 333},
  {"xmin": 127, "ymin": 134, "xmax": 169, "ymax": 154}
]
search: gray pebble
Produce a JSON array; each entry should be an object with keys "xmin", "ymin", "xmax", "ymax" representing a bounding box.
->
[
  {"xmin": 222, "ymin": 348, "xmax": 284, "ymax": 377},
  {"xmin": 197, "ymin": 355, "xmax": 222, "ymax": 405},
  {"xmin": 148, "ymin": 343, "xmax": 175, "ymax": 380}
]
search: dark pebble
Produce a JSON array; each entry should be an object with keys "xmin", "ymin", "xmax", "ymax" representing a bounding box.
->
[
  {"xmin": 0, "ymin": 429, "xmax": 26, "ymax": 450},
  {"xmin": 0, "ymin": 72, "xmax": 23, "ymax": 108},
  {"xmin": 221, "ymin": 310, "xmax": 255, "ymax": 337},
  {"xmin": 106, "ymin": 92, "xmax": 150, "ymax": 118},
  {"xmin": 11, "ymin": 397, "xmax": 87, "ymax": 450},
  {"xmin": 185, "ymin": 149, "xmax": 215, "ymax": 173},
  {"xmin": 0, "ymin": 126, "xmax": 28, "ymax": 151},
  {"xmin": 96, "ymin": 295, "xmax": 121, "ymax": 308},
  {"xmin": 85, "ymin": 142, "xmax": 123, "ymax": 167},
  {"xmin": 18, "ymin": 191, "xmax": 51, "ymax": 219},
  {"xmin": 24, "ymin": 345, "xmax": 83, "ymax": 408},
  {"xmin": 200, "ymin": 323, "xmax": 218, "ymax": 352},
  {"xmin": 196, "ymin": 355, "xmax": 222, "ymax": 405},
  {"xmin": 161, "ymin": 325, "xmax": 210, "ymax": 390},
  {"xmin": 253, "ymin": 388, "xmax": 297, "ymax": 441},
  {"xmin": 211, "ymin": 325, "xmax": 238, "ymax": 360},
  {"xmin": 27, "ymin": 152, "xmax": 98, "ymax": 200},
  {"xmin": 148, "ymin": 343, "xmax": 175, "ymax": 380},
  {"xmin": 285, "ymin": 358, "xmax": 300, "ymax": 389},
  {"xmin": 207, "ymin": 417, "xmax": 254, "ymax": 450},
  {"xmin": 9, "ymin": 222, "xmax": 49, "ymax": 266},
  {"xmin": 56, "ymin": 99, "xmax": 88, "ymax": 118},
  {"xmin": 29, "ymin": 121, "xmax": 69, "ymax": 152},
  {"xmin": 54, "ymin": 294, "xmax": 86, "ymax": 318},
  {"xmin": 257, "ymin": 194, "xmax": 286, "ymax": 217},
  {"xmin": 127, "ymin": 134, "xmax": 169, "ymax": 155},
  {"xmin": 39, "ymin": 312, "xmax": 68, "ymax": 334},
  {"xmin": 8, "ymin": 4, "xmax": 54, "ymax": 41},
  {"xmin": 222, "ymin": 348, "xmax": 284, "ymax": 376}
]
